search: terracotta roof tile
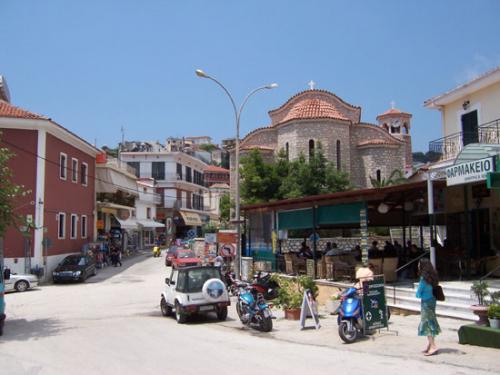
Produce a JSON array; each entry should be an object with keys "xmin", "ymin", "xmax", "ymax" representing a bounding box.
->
[
  {"xmin": 376, "ymin": 108, "xmax": 411, "ymax": 119},
  {"xmin": 204, "ymin": 165, "xmax": 229, "ymax": 173},
  {"xmin": 357, "ymin": 139, "xmax": 400, "ymax": 147},
  {"xmin": 0, "ymin": 100, "xmax": 48, "ymax": 120},
  {"xmin": 240, "ymin": 145, "xmax": 275, "ymax": 151},
  {"xmin": 278, "ymin": 97, "xmax": 350, "ymax": 124}
]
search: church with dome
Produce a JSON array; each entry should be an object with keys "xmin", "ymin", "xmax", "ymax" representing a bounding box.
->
[{"xmin": 233, "ymin": 87, "xmax": 413, "ymax": 190}]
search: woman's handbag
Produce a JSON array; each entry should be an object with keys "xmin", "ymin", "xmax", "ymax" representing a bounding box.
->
[{"xmin": 433, "ymin": 284, "xmax": 445, "ymax": 301}]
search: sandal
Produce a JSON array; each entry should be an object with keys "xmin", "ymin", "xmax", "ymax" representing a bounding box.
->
[{"xmin": 424, "ymin": 349, "xmax": 439, "ymax": 356}]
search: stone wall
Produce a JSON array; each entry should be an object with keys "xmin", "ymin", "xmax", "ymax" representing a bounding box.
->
[{"xmin": 276, "ymin": 120, "xmax": 351, "ymax": 170}]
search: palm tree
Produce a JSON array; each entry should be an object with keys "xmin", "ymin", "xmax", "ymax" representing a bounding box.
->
[{"xmin": 370, "ymin": 169, "xmax": 407, "ymax": 188}]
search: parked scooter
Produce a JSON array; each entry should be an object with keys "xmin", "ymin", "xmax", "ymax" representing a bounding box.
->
[
  {"xmin": 337, "ymin": 286, "xmax": 391, "ymax": 343},
  {"xmin": 152, "ymin": 246, "xmax": 161, "ymax": 258},
  {"xmin": 236, "ymin": 285, "xmax": 273, "ymax": 332},
  {"xmin": 224, "ymin": 271, "xmax": 280, "ymax": 300},
  {"xmin": 337, "ymin": 287, "xmax": 363, "ymax": 343}
]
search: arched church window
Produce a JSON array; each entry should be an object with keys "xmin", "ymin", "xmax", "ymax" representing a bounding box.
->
[
  {"xmin": 403, "ymin": 123, "xmax": 409, "ymax": 134},
  {"xmin": 285, "ymin": 142, "xmax": 289, "ymax": 160},
  {"xmin": 336, "ymin": 140, "xmax": 341, "ymax": 170},
  {"xmin": 309, "ymin": 139, "xmax": 315, "ymax": 158},
  {"xmin": 383, "ymin": 123, "xmax": 389, "ymax": 131},
  {"xmin": 376, "ymin": 169, "xmax": 381, "ymax": 182}
]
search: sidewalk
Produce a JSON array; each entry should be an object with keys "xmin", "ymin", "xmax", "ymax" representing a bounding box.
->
[{"xmin": 220, "ymin": 304, "xmax": 499, "ymax": 373}]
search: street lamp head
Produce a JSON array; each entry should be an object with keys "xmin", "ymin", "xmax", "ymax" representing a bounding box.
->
[
  {"xmin": 266, "ymin": 83, "xmax": 279, "ymax": 89},
  {"xmin": 195, "ymin": 69, "xmax": 209, "ymax": 78}
]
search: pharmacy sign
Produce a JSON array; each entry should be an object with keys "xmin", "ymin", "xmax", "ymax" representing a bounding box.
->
[{"xmin": 446, "ymin": 157, "xmax": 495, "ymax": 186}]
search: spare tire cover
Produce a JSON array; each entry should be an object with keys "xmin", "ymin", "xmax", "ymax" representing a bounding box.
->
[{"xmin": 202, "ymin": 278, "xmax": 226, "ymax": 302}]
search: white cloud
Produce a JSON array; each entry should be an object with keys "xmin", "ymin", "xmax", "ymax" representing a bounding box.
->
[{"xmin": 455, "ymin": 54, "xmax": 500, "ymax": 84}]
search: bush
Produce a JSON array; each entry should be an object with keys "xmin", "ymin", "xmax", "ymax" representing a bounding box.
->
[{"xmin": 488, "ymin": 304, "xmax": 500, "ymax": 319}]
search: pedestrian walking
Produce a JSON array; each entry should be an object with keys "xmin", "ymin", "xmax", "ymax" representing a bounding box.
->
[{"xmin": 416, "ymin": 258, "xmax": 441, "ymax": 356}]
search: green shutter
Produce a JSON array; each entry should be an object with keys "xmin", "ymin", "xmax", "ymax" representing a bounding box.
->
[
  {"xmin": 278, "ymin": 209, "xmax": 313, "ymax": 230},
  {"xmin": 317, "ymin": 202, "xmax": 366, "ymax": 225}
]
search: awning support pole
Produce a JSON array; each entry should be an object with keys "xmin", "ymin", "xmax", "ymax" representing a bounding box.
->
[{"xmin": 427, "ymin": 172, "xmax": 436, "ymax": 268}]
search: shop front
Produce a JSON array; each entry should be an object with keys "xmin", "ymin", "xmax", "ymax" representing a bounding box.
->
[
  {"xmin": 173, "ymin": 210, "xmax": 203, "ymax": 239},
  {"xmin": 439, "ymin": 147, "xmax": 500, "ymax": 278}
]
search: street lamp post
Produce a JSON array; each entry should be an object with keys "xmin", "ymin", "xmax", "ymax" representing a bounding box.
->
[{"xmin": 195, "ymin": 69, "xmax": 277, "ymax": 278}]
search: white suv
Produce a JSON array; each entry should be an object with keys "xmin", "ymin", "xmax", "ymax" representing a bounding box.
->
[{"xmin": 160, "ymin": 266, "xmax": 230, "ymax": 323}]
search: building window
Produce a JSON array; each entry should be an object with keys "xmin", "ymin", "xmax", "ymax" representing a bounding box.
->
[
  {"xmin": 186, "ymin": 167, "xmax": 192, "ymax": 183},
  {"xmin": 60, "ymin": 153, "xmax": 67, "ymax": 180},
  {"xmin": 285, "ymin": 142, "xmax": 289, "ymax": 160},
  {"xmin": 58, "ymin": 213, "xmax": 66, "ymax": 239},
  {"xmin": 81, "ymin": 215, "xmax": 87, "ymax": 239},
  {"xmin": 127, "ymin": 162, "xmax": 140, "ymax": 178},
  {"xmin": 146, "ymin": 207, "xmax": 151, "ymax": 219},
  {"xmin": 403, "ymin": 123, "xmax": 409, "ymax": 134},
  {"xmin": 176, "ymin": 163, "xmax": 183, "ymax": 180},
  {"xmin": 70, "ymin": 214, "xmax": 77, "ymax": 239},
  {"xmin": 336, "ymin": 140, "xmax": 341, "ymax": 170},
  {"xmin": 71, "ymin": 158, "xmax": 78, "ymax": 183},
  {"xmin": 308, "ymin": 139, "xmax": 315, "ymax": 158},
  {"xmin": 376, "ymin": 169, "xmax": 381, "ymax": 182},
  {"xmin": 152, "ymin": 162, "xmax": 165, "ymax": 180},
  {"xmin": 81, "ymin": 162, "xmax": 88, "ymax": 186}
]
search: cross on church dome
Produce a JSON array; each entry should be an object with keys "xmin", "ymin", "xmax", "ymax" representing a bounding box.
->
[{"xmin": 308, "ymin": 80, "xmax": 316, "ymax": 90}]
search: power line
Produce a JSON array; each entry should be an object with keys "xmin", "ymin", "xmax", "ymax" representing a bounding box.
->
[{"xmin": 0, "ymin": 138, "xmax": 214, "ymax": 202}]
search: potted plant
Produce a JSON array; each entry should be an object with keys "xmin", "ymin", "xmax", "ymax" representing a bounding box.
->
[
  {"xmin": 326, "ymin": 292, "xmax": 342, "ymax": 315},
  {"xmin": 273, "ymin": 275, "xmax": 318, "ymax": 320},
  {"xmin": 470, "ymin": 280, "xmax": 490, "ymax": 325},
  {"xmin": 488, "ymin": 304, "xmax": 500, "ymax": 329}
]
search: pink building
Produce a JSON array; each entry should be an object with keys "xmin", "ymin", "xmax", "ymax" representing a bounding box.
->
[{"xmin": 0, "ymin": 79, "xmax": 99, "ymax": 277}]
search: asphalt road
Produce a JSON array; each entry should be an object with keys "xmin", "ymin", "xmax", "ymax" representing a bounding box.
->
[{"xmin": 0, "ymin": 252, "xmax": 496, "ymax": 375}]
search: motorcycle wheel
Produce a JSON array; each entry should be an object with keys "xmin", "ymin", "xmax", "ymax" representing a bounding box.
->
[
  {"xmin": 338, "ymin": 320, "xmax": 358, "ymax": 344},
  {"xmin": 259, "ymin": 316, "xmax": 273, "ymax": 332},
  {"xmin": 236, "ymin": 301, "xmax": 243, "ymax": 319}
]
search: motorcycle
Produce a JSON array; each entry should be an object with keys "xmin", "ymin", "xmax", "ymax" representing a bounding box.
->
[
  {"xmin": 152, "ymin": 246, "xmax": 161, "ymax": 258},
  {"xmin": 251, "ymin": 272, "xmax": 280, "ymax": 301},
  {"xmin": 236, "ymin": 285, "xmax": 273, "ymax": 332},
  {"xmin": 224, "ymin": 271, "xmax": 279, "ymax": 300},
  {"xmin": 337, "ymin": 286, "xmax": 391, "ymax": 344}
]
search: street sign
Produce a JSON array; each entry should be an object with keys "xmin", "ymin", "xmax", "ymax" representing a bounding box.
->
[
  {"xmin": 186, "ymin": 229, "xmax": 196, "ymax": 239},
  {"xmin": 299, "ymin": 289, "xmax": 321, "ymax": 330},
  {"xmin": 361, "ymin": 276, "xmax": 388, "ymax": 331}
]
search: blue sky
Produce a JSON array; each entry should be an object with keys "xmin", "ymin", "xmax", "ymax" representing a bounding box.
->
[{"xmin": 1, "ymin": 0, "xmax": 499, "ymax": 152}]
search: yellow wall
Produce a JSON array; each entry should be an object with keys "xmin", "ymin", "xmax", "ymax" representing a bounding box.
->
[{"xmin": 442, "ymin": 80, "xmax": 500, "ymax": 136}]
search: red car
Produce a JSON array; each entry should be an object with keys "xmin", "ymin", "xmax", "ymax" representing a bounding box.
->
[{"xmin": 171, "ymin": 250, "xmax": 202, "ymax": 268}]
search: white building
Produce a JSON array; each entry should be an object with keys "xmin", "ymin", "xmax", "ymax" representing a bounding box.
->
[
  {"xmin": 120, "ymin": 151, "xmax": 217, "ymax": 241},
  {"xmin": 135, "ymin": 179, "xmax": 164, "ymax": 248}
]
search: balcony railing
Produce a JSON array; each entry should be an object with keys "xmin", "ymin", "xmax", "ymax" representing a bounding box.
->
[{"xmin": 428, "ymin": 118, "xmax": 500, "ymax": 161}]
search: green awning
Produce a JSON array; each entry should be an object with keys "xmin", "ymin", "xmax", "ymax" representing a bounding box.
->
[
  {"xmin": 278, "ymin": 209, "xmax": 313, "ymax": 230},
  {"xmin": 317, "ymin": 202, "xmax": 366, "ymax": 226}
]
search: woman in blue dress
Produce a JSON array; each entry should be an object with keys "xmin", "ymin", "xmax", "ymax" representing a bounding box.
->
[{"xmin": 416, "ymin": 258, "xmax": 441, "ymax": 356}]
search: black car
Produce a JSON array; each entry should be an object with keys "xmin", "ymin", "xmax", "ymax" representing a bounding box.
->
[{"xmin": 52, "ymin": 255, "xmax": 96, "ymax": 283}]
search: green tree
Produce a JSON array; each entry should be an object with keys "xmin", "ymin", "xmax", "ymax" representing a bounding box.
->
[
  {"xmin": 0, "ymin": 138, "xmax": 27, "ymax": 237},
  {"xmin": 280, "ymin": 148, "xmax": 351, "ymax": 198},
  {"xmin": 219, "ymin": 192, "xmax": 231, "ymax": 225},
  {"xmin": 240, "ymin": 149, "xmax": 280, "ymax": 204},
  {"xmin": 370, "ymin": 169, "xmax": 407, "ymax": 188},
  {"xmin": 199, "ymin": 143, "xmax": 217, "ymax": 153}
]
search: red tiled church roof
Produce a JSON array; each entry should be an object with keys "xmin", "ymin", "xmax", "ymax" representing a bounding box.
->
[
  {"xmin": 0, "ymin": 100, "xmax": 48, "ymax": 120},
  {"xmin": 278, "ymin": 97, "xmax": 350, "ymax": 124},
  {"xmin": 376, "ymin": 108, "xmax": 411, "ymax": 119},
  {"xmin": 204, "ymin": 165, "xmax": 229, "ymax": 173}
]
